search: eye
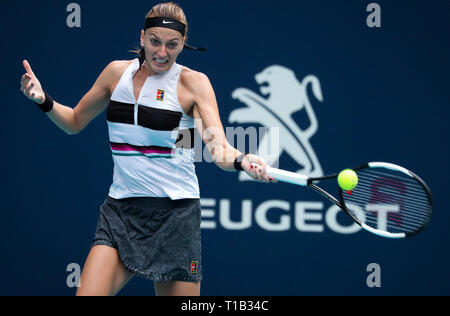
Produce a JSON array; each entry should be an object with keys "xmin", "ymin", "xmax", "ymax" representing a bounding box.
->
[
  {"xmin": 167, "ymin": 42, "xmax": 179, "ymax": 49},
  {"xmin": 150, "ymin": 39, "xmax": 161, "ymax": 46}
]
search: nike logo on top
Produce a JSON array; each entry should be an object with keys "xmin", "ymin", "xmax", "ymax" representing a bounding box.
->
[{"xmin": 162, "ymin": 20, "xmax": 174, "ymax": 24}]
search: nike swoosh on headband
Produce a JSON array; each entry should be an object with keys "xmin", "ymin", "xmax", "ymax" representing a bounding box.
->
[{"xmin": 144, "ymin": 17, "xmax": 207, "ymax": 52}]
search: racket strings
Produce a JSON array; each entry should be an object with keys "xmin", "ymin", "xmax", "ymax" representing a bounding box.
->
[
  {"xmin": 348, "ymin": 189, "xmax": 429, "ymax": 218},
  {"xmin": 342, "ymin": 168, "xmax": 431, "ymax": 235},
  {"xmin": 347, "ymin": 194, "xmax": 428, "ymax": 232}
]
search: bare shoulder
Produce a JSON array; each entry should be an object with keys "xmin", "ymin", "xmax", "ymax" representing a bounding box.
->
[
  {"xmin": 98, "ymin": 59, "xmax": 134, "ymax": 93},
  {"xmin": 180, "ymin": 67, "xmax": 212, "ymax": 93},
  {"xmin": 104, "ymin": 59, "xmax": 133, "ymax": 77},
  {"xmin": 180, "ymin": 66, "xmax": 208, "ymax": 81}
]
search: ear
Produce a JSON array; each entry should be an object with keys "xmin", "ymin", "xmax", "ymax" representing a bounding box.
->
[
  {"xmin": 180, "ymin": 36, "xmax": 187, "ymax": 52},
  {"xmin": 140, "ymin": 30, "xmax": 145, "ymax": 46}
]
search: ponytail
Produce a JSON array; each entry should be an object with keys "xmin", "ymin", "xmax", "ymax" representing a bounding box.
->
[
  {"xmin": 129, "ymin": 45, "xmax": 146, "ymax": 69},
  {"xmin": 137, "ymin": 48, "xmax": 146, "ymax": 69}
]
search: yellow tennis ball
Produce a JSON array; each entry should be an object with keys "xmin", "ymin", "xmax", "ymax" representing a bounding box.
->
[{"xmin": 337, "ymin": 169, "xmax": 358, "ymax": 191}]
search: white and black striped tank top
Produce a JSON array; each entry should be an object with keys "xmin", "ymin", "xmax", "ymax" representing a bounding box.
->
[{"xmin": 106, "ymin": 58, "xmax": 199, "ymax": 200}]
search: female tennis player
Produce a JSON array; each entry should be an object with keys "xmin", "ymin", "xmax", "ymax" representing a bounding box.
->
[{"xmin": 19, "ymin": 2, "xmax": 274, "ymax": 296}]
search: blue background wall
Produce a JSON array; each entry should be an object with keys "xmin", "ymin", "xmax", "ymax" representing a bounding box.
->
[{"xmin": 1, "ymin": 0, "xmax": 449, "ymax": 295}]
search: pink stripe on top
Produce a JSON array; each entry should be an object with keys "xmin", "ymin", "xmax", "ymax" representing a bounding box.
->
[{"xmin": 111, "ymin": 143, "xmax": 172, "ymax": 154}]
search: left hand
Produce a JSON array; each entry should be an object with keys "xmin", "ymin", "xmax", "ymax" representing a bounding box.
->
[{"xmin": 241, "ymin": 154, "xmax": 277, "ymax": 183}]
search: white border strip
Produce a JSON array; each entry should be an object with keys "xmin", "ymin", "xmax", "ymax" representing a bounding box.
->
[
  {"xmin": 368, "ymin": 162, "xmax": 412, "ymax": 177},
  {"xmin": 265, "ymin": 166, "xmax": 309, "ymax": 186},
  {"xmin": 361, "ymin": 223, "xmax": 406, "ymax": 239}
]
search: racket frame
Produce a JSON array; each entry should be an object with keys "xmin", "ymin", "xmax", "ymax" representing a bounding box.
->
[
  {"xmin": 338, "ymin": 162, "xmax": 432, "ymax": 238},
  {"xmin": 264, "ymin": 162, "xmax": 432, "ymax": 238}
]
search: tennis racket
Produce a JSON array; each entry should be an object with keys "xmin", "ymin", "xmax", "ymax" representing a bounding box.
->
[{"xmin": 254, "ymin": 162, "xmax": 432, "ymax": 238}]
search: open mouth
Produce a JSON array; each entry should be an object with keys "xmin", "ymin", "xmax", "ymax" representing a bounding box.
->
[
  {"xmin": 153, "ymin": 58, "xmax": 169, "ymax": 65},
  {"xmin": 255, "ymin": 73, "xmax": 270, "ymax": 96},
  {"xmin": 259, "ymin": 81, "xmax": 270, "ymax": 96}
]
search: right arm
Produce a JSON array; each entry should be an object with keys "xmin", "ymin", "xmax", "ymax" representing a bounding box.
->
[{"xmin": 20, "ymin": 59, "xmax": 127, "ymax": 135}]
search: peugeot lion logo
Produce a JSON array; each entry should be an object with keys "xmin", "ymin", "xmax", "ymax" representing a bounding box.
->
[{"xmin": 229, "ymin": 65, "xmax": 324, "ymax": 181}]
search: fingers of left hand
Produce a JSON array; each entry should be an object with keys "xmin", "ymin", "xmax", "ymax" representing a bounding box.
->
[
  {"xmin": 25, "ymin": 83, "xmax": 34, "ymax": 93},
  {"xmin": 24, "ymin": 84, "xmax": 34, "ymax": 97}
]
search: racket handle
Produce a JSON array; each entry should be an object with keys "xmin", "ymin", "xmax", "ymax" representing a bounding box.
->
[{"xmin": 251, "ymin": 163, "xmax": 308, "ymax": 186}]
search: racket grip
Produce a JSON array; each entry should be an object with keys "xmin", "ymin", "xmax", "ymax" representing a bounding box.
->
[{"xmin": 251, "ymin": 163, "xmax": 308, "ymax": 186}]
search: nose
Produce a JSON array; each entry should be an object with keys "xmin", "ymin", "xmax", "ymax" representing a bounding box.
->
[{"xmin": 157, "ymin": 45, "xmax": 168, "ymax": 58}]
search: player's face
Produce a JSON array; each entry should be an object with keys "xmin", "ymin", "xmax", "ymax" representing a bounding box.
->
[{"xmin": 141, "ymin": 27, "xmax": 184, "ymax": 74}]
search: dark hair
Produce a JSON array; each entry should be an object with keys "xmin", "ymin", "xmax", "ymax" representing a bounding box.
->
[{"xmin": 137, "ymin": 47, "xmax": 146, "ymax": 67}]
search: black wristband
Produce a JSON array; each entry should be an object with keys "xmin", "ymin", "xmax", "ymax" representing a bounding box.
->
[
  {"xmin": 233, "ymin": 153, "xmax": 247, "ymax": 171},
  {"xmin": 34, "ymin": 91, "xmax": 54, "ymax": 113}
]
